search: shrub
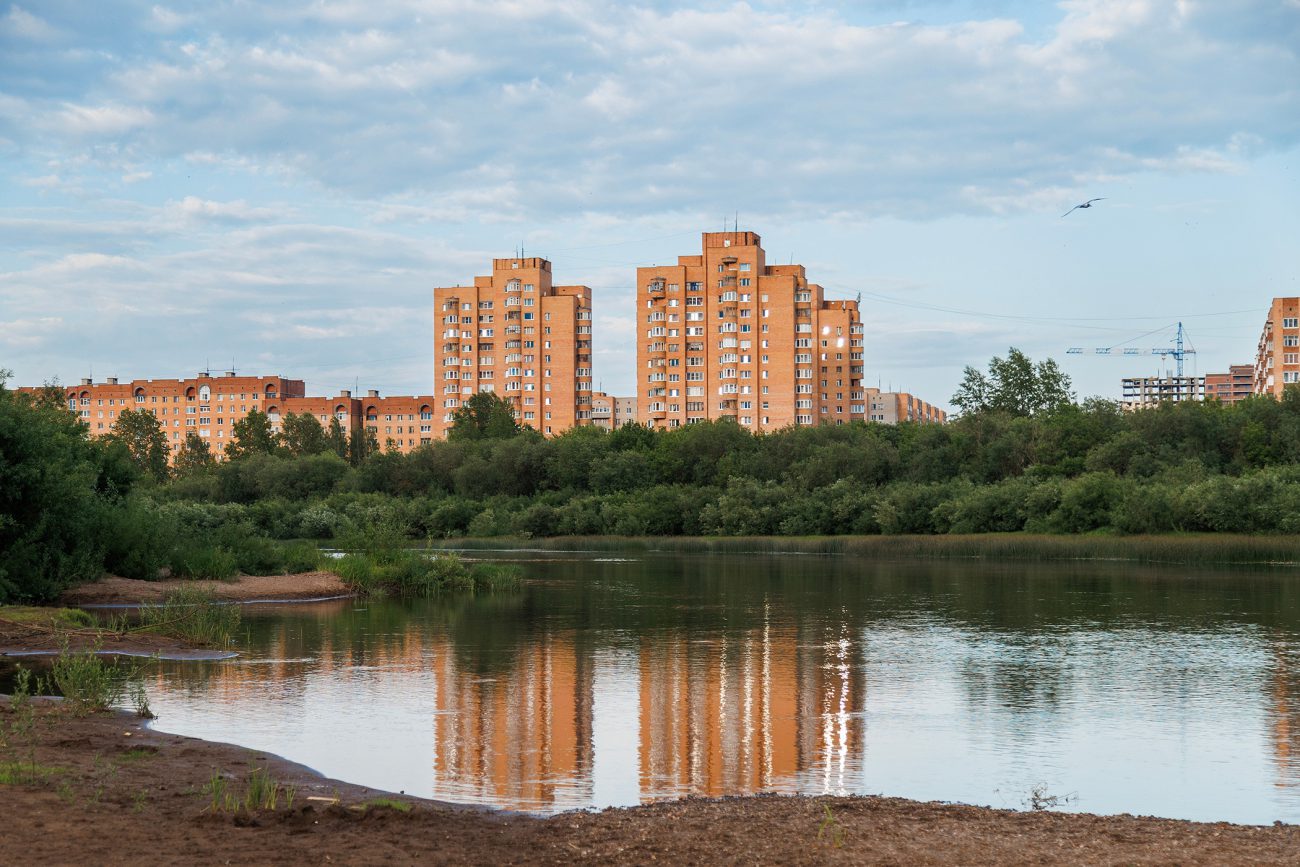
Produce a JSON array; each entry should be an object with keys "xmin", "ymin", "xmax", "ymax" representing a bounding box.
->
[
  {"xmin": 50, "ymin": 646, "xmax": 147, "ymax": 716},
  {"xmin": 171, "ymin": 543, "xmax": 239, "ymax": 580},
  {"xmin": 137, "ymin": 587, "xmax": 241, "ymax": 647}
]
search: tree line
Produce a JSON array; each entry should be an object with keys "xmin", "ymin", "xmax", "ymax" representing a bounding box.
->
[{"xmin": 7, "ymin": 351, "xmax": 1300, "ymax": 602}]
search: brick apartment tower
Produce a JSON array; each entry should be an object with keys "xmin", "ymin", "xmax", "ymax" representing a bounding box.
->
[
  {"xmin": 1254, "ymin": 297, "xmax": 1300, "ymax": 398},
  {"xmin": 433, "ymin": 257, "xmax": 594, "ymax": 436},
  {"xmin": 636, "ymin": 231, "xmax": 865, "ymax": 430}
]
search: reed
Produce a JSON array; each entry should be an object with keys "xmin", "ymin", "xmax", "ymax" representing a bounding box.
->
[
  {"xmin": 137, "ymin": 587, "xmax": 241, "ymax": 647},
  {"xmin": 435, "ymin": 534, "xmax": 1300, "ymax": 566}
]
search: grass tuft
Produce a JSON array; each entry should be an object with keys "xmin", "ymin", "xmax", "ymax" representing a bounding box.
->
[{"xmin": 137, "ymin": 587, "xmax": 241, "ymax": 647}]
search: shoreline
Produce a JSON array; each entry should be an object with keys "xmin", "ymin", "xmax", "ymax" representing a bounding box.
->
[
  {"xmin": 435, "ymin": 532, "xmax": 1300, "ymax": 566},
  {"xmin": 2, "ymin": 573, "xmax": 351, "ymax": 658},
  {"xmin": 58, "ymin": 570, "xmax": 353, "ymax": 607},
  {"xmin": 2, "ymin": 699, "xmax": 1298, "ymax": 865}
]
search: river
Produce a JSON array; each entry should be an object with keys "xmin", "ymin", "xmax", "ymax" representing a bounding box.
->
[{"xmin": 140, "ymin": 548, "xmax": 1300, "ymax": 822}]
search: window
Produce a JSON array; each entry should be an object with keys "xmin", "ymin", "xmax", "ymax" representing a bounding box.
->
[{"xmin": 1285, "ymin": 317, "xmax": 1299, "ymax": 329}]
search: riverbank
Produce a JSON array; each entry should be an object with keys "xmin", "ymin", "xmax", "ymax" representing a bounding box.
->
[
  {"xmin": 1, "ymin": 700, "xmax": 1297, "ymax": 865},
  {"xmin": 441, "ymin": 533, "xmax": 1300, "ymax": 566},
  {"xmin": 58, "ymin": 571, "xmax": 352, "ymax": 607}
]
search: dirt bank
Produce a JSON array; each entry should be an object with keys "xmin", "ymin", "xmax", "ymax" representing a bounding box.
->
[
  {"xmin": 59, "ymin": 571, "xmax": 351, "ymax": 606},
  {"xmin": 1, "ymin": 699, "xmax": 1297, "ymax": 865}
]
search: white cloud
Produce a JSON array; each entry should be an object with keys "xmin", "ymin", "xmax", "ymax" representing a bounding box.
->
[
  {"xmin": 3, "ymin": 6, "xmax": 58, "ymax": 40},
  {"xmin": 2, "ymin": 1, "xmax": 1298, "ymax": 402},
  {"xmin": 0, "ymin": 316, "xmax": 64, "ymax": 349}
]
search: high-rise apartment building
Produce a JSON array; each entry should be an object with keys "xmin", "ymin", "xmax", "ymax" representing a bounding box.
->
[
  {"xmin": 636, "ymin": 231, "xmax": 865, "ymax": 431},
  {"xmin": 433, "ymin": 257, "xmax": 594, "ymax": 436},
  {"xmin": 1254, "ymin": 298, "xmax": 1300, "ymax": 398}
]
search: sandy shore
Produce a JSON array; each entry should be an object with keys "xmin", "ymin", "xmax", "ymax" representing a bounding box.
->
[
  {"xmin": 1, "ymin": 698, "xmax": 1297, "ymax": 865},
  {"xmin": 58, "ymin": 571, "xmax": 352, "ymax": 606}
]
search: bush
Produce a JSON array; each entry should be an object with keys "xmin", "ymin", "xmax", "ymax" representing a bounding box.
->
[
  {"xmin": 137, "ymin": 587, "xmax": 241, "ymax": 647},
  {"xmin": 171, "ymin": 543, "xmax": 239, "ymax": 580},
  {"xmin": 50, "ymin": 646, "xmax": 147, "ymax": 716}
]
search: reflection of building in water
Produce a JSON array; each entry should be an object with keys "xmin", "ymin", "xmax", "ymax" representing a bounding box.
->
[
  {"xmin": 1271, "ymin": 642, "xmax": 1300, "ymax": 791},
  {"xmin": 639, "ymin": 615, "xmax": 864, "ymax": 800},
  {"xmin": 431, "ymin": 632, "xmax": 595, "ymax": 811}
]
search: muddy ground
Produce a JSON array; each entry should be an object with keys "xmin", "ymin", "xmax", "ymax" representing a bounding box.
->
[{"xmin": 1, "ymin": 698, "xmax": 1298, "ymax": 866}]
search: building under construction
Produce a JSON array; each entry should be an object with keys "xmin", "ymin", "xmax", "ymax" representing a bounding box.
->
[{"xmin": 1120, "ymin": 375, "xmax": 1204, "ymax": 411}]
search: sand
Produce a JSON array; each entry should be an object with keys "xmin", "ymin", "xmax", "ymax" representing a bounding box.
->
[{"xmin": 1, "ymin": 698, "xmax": 1297, "ymax": 866}]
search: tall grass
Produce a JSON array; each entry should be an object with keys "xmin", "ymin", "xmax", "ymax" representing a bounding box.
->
[
  {"xmin": 137, "ymin": 587, "xmax": 241, "ymax": 647},
  {"xmin": 435, "ymin": 533, "xmax": 1300, "ymax": 566},
  {"xmin": 330, "ymin": 550, "xmax": 523, "ymax": 596},
  {"xmin": 49, "ymin": 645, "xmax": 148, "ymax": 716},
  {"xmin": 204, "ymin": 767, "xmax": 296, "ymax": 812}
]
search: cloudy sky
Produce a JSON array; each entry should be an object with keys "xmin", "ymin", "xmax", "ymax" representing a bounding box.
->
[{"xmin": 2, "ymin": 0, "xmax": 1298, "ymax": 406}]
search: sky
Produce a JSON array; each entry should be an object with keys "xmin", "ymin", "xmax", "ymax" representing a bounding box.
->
[{"xmin": 2, "ymin": 0, "xmax": 1298, "ymax": 408}]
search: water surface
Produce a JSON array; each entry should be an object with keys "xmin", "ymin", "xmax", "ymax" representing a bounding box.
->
[{"xmin": 140, "ymin": 550, "xmax": 1300, "ymax": 822}]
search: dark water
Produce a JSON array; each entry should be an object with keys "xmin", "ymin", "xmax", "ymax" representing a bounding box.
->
[{"xmin": 127, "ymin": 550, "xmax": 1300, "ymax": 821}]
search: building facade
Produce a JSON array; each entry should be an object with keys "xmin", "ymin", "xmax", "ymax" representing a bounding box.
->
[
  {"xmin": 589, "ymin": 392, "xmax": 638, "ymax": 431},
  {"xmin": 434, "ymin": 257, "xmax": 594, "ymax": 437},
  {"xmin": 49, "ymin": 372, "xmax": 305, "ymax": 455},
  {"xmin": 635, "ymin": 231, "xmax": 865, "ymax": 431},
  {"xmin": 864, "ymin": 389, "xmax": 948, "ymax": 424},
  {"xmin": 1254, "ymin": 298, "xmax": 1300, "ymax": 399},
  {"xmin": 30, "ymin": 373, "xmax": 438, "ymax": 459},
  {"xmin": 1204, "ymin": 364, "xmax": 1254, "ymax": 405}
]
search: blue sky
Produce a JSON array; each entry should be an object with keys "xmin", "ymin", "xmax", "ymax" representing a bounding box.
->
[{"xmin": 2, "ymin": 0, "xmax": 1298, "ymax": 407}]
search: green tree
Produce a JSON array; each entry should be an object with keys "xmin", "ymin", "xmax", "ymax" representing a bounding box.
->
[
  {"xmin": 173, "ymin": 431, "xmax": 216, "ymax": 477},
  {"xmin": 326, "ymin": 416, "xmax": 349, "ymax": 459},
  {"xmin": 349, "ymin": 425, "xmax": 380, "ymax": 466},
  {"xmin": 107, "ymin": 407, "xmax": 171, "ymax": 482},
  {"xmin": 0, "ymin": 373, "xmax": 137, "ymax": 602},
  {"xmin": 225, "ymin": 409, "xmax": 278, "ymax": 460},
  {"xmin": 951, "ymin": 348, "xmax": 1074, "ymax": 417},
  {"xmin": 448, "ymin": 392, "xmax": 523, "ymax": 441},
  {"xmin": 279, "ymin": 412, "xmax": 328, "ymax": 457}
]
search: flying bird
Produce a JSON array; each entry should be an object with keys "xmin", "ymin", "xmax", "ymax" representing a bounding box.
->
[{"xmin": 1061, "ymin": 198, "xmax": 1106, "ymax": 217}]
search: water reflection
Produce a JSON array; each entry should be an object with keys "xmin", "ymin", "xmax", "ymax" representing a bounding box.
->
[{"xmin": 138, "ymin": 553, "xmax": 1300, "ymax": 822}]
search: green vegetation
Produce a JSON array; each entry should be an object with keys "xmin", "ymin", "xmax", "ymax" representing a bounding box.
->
[
  {"xmin": 18, "ymin": 349, "xmax": 1300, "ymax": 602},
  {"xmin": 0, "ymin": 607, "xmax": 95, "ymax": 629},
  {"xmin": 440, "ymin": 533, "xmax": 1300, "ymax": 565},
  {"xmin": 204, "ymin": 767, "xmax": 296, "ymax": 812},
  {"xmin": 363, "ymin": 797, "xmax": 412, "ymax": 812},
  {"xmin": 136, "ymin": 588, "xmax": 241, "ymax": 647},
  {"xmin": 331, "ymin": 552, "xmax": 523, "ymax": 597},
  {"xmin": 48, "ymin": 645, "xmax": 149, "ymax": 716}
]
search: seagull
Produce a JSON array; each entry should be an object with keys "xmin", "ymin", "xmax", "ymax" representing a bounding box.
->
[{"xmin": 1061, "ymin": 198, "xmax": 1106, "ymax": 217}]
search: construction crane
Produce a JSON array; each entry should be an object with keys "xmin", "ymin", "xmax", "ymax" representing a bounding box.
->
[{"xmin": 1066, "ymin": 321, "xmax": 1197, "ymax": 376}]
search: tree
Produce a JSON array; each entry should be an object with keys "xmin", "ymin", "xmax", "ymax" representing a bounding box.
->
[
  {"xmin": 448, "ymin": 391, "xmax": 523, "ymax": 441},
  {"xmin": 348, "ymin": 424, "xmax": 380, "ymax": 466},
  {"xmin": 225, "ymin": 409, "xmax": 278, "ymax": 460},
  {"xmin": 326, "ymin": 416, "xmax": 349, "ymax": 459},
  {"xmin": 173, "ymin": 431, "xmax": 216, "ymax": 477},
  {"xmin": 279, "ymin": 412, "xmax": 328, "ymax": 457},
  {"xmin": 951, "ymin": 348, "xmax": 1074, "ymax": 417},
  {"xmin": 0, "ymin": 373, "xmax": 137, "ymax": 602},
  {"xmin": 107, "ymin": 407, "xmax": 171, "ymax": 482}
]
